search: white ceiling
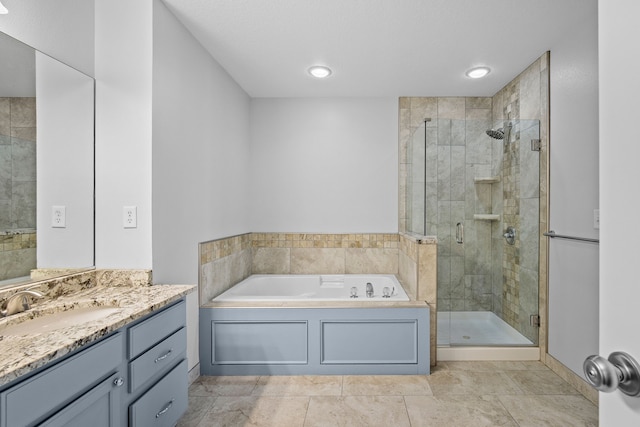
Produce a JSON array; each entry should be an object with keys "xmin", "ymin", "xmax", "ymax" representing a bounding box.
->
[{"xmin": 162, "ymin": 0, "xmax": 595, "ymax": 98}]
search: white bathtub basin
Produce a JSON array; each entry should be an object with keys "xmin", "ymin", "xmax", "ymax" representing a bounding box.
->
[{"xmin": 213, "ymin": 274, "xmax": 410, "ymax": 302}]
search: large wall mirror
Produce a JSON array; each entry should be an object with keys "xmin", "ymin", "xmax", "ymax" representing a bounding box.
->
[{"xmin": 0, "ymin": 31, "xmax": 94, "ymax": 289}]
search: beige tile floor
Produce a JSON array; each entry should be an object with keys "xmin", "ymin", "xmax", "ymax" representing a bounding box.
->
[{"xmin": 177, "ymin": 361, "xmax": 598, "ymax": 427}]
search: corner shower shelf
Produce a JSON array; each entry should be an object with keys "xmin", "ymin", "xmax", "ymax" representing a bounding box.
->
[
  {"xmin": 474, "ymin": 176, "xmax": 501, "ymax": 184},
  {"xmin": 473, "ymin": 214, "xmax": 501, "ymax": 221}
]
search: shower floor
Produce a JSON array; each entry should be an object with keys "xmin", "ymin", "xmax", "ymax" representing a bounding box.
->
[{"xmin": 437, "ymin": 311, "xmax": 533, "ymax": 346}]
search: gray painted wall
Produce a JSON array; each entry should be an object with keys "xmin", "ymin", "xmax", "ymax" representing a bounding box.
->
[{"xmin": 547, "ymin": 2, "xmax": 599, "ymax": 377}]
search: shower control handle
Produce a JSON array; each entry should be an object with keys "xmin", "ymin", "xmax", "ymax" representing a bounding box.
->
[
  {"xmin": 503, "ymin": 226, "xmax": 516, "ymax": 245},
  {"xmin": 583, "ymin": 352, "xmax": 640, "ymax": 397},
  {"xmin": 456, "ymin": 222, "xmax": 464, "ymax": 244}
]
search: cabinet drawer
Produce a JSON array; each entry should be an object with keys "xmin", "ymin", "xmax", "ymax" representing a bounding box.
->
[
  {"xmin": 1, "ymin": 332, "xmax": 123, "ymax": 427},
  {"xmin": 129, "ymin": 327, "xmax": 186, "ymax": 393},
  {"xmin": 128, "ymin": 300, "xmax": 185, "ymax": 359},
  {"xmin": 129, "ymin": 359, "xmax": 188, "ymax": 427}
]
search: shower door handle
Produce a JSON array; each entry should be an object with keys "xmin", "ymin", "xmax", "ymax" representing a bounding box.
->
[{"xmin": 456, "ymin": 222, "xmax": 464, "ymax": 244}]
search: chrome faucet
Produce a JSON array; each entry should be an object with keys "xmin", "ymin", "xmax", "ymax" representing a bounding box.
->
[
  {"xmin": 1, "ymin": 290, "xmax": 44, "ymax": 317},
  {"xmin": 366, "ymin": 282, "xmax": 374, "ymax": 298}
]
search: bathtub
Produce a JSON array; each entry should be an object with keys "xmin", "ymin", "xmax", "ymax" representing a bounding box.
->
[
  {"xmin": 213, "ymin": 274, "xmax": 410, "ymax": 302},
  {"xmin": 200, "ymin": 274, "xmax": 429, "ymax": 375}
]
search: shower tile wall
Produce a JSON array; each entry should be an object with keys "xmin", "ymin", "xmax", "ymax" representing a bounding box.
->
[
  {"xmin": 0, "ymin": 97, "xmax": 37, "ymax": 281},
  {"xmin": 400, "ymin": 96, "xmax": 496, "ymax": 313},
  {"xmin": 399, "ymin": 51, "xmax": 549, "ymax": 346},
  {"xmin": 492, "ymin": 54, "xmax": 549, "ymax": 344},
  {"xmin": 461, "ymin": 98, "xmax": 494, "ymax": 313}
]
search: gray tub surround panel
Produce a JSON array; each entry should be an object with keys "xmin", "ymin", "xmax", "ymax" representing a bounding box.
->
[
  {"xmin": 0, "ymin": 270, "xmax": 195, "ymax": 387},
  {"xmin": 200, "ymin": 304, "xmax": 429, "ymax": 375},
  {"xmin": 200, "ymin": 233, "xmax": 437, "ymax": 367}
]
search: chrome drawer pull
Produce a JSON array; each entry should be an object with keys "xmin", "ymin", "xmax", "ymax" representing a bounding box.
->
[
  {"xmin": 156, "ymin": 399, "xmax": 174, "ymax": 418},
  {"xmin": 154, "ymin": 348, "xmax": 173, "ymax": 363}
]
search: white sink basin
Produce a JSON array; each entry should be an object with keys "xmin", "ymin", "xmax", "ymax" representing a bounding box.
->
[{"xmin": 0, "ymin": 306, "xmax": 121, "ymax": 337}]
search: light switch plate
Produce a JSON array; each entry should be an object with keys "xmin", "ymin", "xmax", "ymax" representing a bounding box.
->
[{"xmin": 594, "ymin": 209, "xmax": 600, "ymax": 229}]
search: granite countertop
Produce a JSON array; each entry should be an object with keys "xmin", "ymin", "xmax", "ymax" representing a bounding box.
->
[{"xmin": 0, "ymin": 281, "xmax": 196, "ymax": 388}]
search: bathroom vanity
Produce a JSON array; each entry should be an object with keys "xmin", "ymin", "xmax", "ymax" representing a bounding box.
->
[{"xmin": 0, "ymin": 277, "xmax": 194, "ymax": 427}]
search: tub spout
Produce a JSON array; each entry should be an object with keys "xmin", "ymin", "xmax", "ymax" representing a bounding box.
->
[{"xmin": 366, "ymin": 282, "xmax": 374, "ymax": 298}]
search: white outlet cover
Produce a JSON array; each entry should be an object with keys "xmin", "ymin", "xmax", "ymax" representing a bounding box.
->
[
  {"xmin": 52, "ymin": 205, "xmax": 66, "ymax": 228},
  {"xmin": 123, "ymin": 206, "xmax": 137, "ymax": 228}
]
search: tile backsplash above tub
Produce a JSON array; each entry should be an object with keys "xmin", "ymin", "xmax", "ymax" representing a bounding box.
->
[
  {"xmin": 197, "ymin": 232, "xmax": 438, "ymax": 302},
  {"xmin": 252, "ymin": 233, "xmax": 399, "ymax": 275},
  {"xmin": 198, "ymin": 233, "xmax": 400, "ymax": 304}
]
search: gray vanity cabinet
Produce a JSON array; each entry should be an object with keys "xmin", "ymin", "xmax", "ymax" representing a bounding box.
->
[
  {"xmin": 124, "ymin": 300, "xmax": 188, "ymax": 427},
  {"xmin": 39, "ymin": 373, "xmax": 123, "ymax": 427},
  {"xmin": 0, "ymin": 332, "xmax": 124, "ymax": 427},
  {"xmin": 128, "ymin": 360, "xmax": 188, "ymax": 426},
  {"xmin": 0, "ymin": 299, "xmax": 188, "ymax": 427}
]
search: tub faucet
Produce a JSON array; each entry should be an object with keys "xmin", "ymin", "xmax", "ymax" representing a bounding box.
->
[
  {"xmin": 366, "ymin": 282, "xmax": 374, "ymax": 298},
  {"xmin": 1, "ymin": 289, "xmax": 44, "ymax": 317}
]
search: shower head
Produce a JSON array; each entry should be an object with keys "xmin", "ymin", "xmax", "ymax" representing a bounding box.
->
[
  {"xmin": 486, "ymin": 123, "xmax": 513, "ymax": 141},
  {"xmin": 486, "ymin": 128, "xmax": 505, "ymax": 140}
]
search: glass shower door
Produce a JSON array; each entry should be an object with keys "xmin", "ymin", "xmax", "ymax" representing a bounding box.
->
[
  {"xmin": 498, "ymin": 118, "xmax": 541, "ymax": 346},
  {"xmin": 407, "ymin": 118, "xmax": 540, "ymax": 347}
]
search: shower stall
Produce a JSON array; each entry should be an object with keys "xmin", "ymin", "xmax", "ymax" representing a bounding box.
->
[{"xmin": 403, "ymin": 98, "xmax": 542, "ymax": 349}]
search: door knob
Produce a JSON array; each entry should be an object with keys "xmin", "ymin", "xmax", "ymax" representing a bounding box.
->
[{"xmin": 583, "ymin": 352, "xmax": 640, "ymax": 397}]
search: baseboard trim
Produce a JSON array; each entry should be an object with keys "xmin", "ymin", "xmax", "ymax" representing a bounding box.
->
[
  {"xmin": 543, "ymin": 353, "xmax": 598, "ymax": 405},
  {"xmin": 188, "ymin": 362, "xmax": 200, "ymax": 385}
]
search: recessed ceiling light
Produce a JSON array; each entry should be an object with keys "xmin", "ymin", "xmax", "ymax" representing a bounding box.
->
[
  {"xmin": 0, "ymin": 0, "xmax": 8, "ymax": 14},
  {"xmin": 308, "ymin": 65, "xmax": 332, "ymax": 79},
  {"xmin": 466, "ymin": 66, "xmax": 491, "ymax": 79}
]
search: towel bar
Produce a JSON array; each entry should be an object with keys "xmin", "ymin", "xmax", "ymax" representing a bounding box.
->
[{"xmin": 543, "ymin": 230, "xmax": 599, "ymax": 244}]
